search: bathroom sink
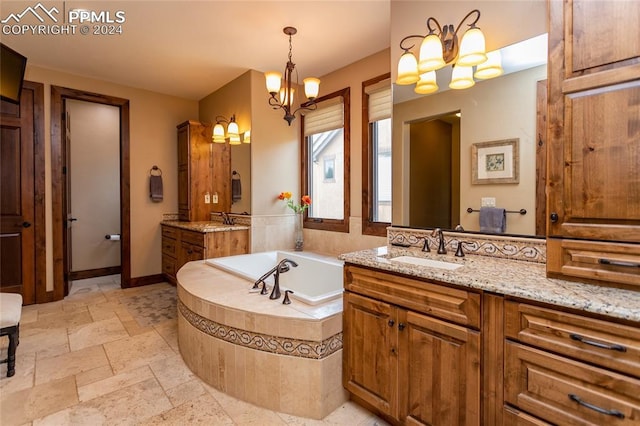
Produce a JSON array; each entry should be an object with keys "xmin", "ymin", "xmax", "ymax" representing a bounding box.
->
[{"xmin": 389, "ymin": 256, "xmax": 463, "ymax": 271}]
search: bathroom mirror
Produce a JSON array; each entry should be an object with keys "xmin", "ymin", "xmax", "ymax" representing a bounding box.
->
[{"xmin": 390, "ymin": 1, "xmax": 548, "ymax": 236}]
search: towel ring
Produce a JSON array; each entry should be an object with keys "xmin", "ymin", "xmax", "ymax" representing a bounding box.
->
[
  {"xmin": 150, "ymin": 165, "xmax": 162, "ymax": 176},
  {"xmin": 232, "ymin": 170, "xmax": 241, "ymax": 179}
]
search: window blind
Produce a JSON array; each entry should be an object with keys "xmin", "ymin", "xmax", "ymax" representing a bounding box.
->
[
  {"xmin": 367, "ymin": 85, "xmax": 391, "ymax": 123},
  {"xmin": 303, "ymin": 97, "xmax": 344, "ymax": 136}
]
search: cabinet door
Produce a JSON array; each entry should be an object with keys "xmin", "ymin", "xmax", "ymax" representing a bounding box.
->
[
  {"xmin": 398, "ymin": 309, "xmax": 481, "ymax": 426},
  {"xmin": 343, "ymin": 291, "xmax": 398, "ymax": 417},
  {"xmin": 178, "ymin": 242, "xmax": 203, "ymax": 271},
  {"xmin": 547, "ymin": 0, "xmax": 640, "ymax": 243},
  {"xmin": 177, "ymin": 123, "xmax": 191, "ymax": 221}
]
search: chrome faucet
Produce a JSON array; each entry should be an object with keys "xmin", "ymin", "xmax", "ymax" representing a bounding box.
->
[
  {"xmin": 431, "ymin": 228, "xmax": 447, "ymax": 254},
  {"xmin": 270, "ymin": 258, "xmax": 298, "ymax": 300}
]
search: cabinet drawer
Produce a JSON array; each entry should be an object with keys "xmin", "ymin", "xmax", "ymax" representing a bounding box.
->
[
  {"xmin": 162, "ymin": 254, "xmax": 176, "ymax": 277},
  {"xmin": 503, "ymin": 406, "xmax": 551, "ymax": 425},
  {"xmin": 162, "ymin": 226, "xmax": 178, "ymax": 240},
  {"xmin": 162, "ymin": 237, "xmax": 177, "ymax": 258},
  {"xmin": 505, "ymin": 342, "xmax": 640, "ymax": 425},
  {"xmin": 505, "ymin": 302, "xmax": 640, "ymax": 378},
  {"xmin": 181, "ymin": 230, "xmax": 205, "ymax": 247},
  {"xmin": 181, "ymin": 242, "xmax": 204, "ymax": 262},
  {"xmin": 547, "ymin": 239, "xmax": 640, "ymax": 290},
  {"xmin": 344, "ymin": 265, "xmax": 480, "ymax": 328}
]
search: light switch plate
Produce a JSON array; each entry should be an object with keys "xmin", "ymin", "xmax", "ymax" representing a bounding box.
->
[
  {"xmin": 481, "ymin": 197, "xmax": 496, "ymax": 207},
  {"xmin": 204, "ymin": 193, "xmax": 211, "ymax": 204},
  {"xmin": 212, "ymin": 193, "xmax": 219, "ymax": 204}
]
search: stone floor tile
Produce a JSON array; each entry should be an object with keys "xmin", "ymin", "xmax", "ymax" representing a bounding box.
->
[
  {"xmin": 322, "ymin": 401, "xmax": 379, "ymax": 425},
  {"xmin": 0, "ymin": 351, "xmax": 36, "ymax": 394},
  {"xmin": 154, "ymin": 319, "xmax": 179, "ymax": 352},
  {"xmin": 165, "ymin": 379, "xmax": 207, "ymax": 407},
  {"xmin": 0, "ymin": 375, "xmax": 77, "ymax": 425},
  {"xmin": 68, "ymin": 316, "xmax": 128, "ymax": 351},
  {"xmin": 16, "ymin": 328, "xmax": 69, "ymax": 360},
  {"xmin": 21, "ymin": 310, "xmax": 92, "ymax": 338},
  {"xmin": 78, "ymin": 365, "xmax": 154, "ymax": 402},
  {"xmin": 34, "ymin": 377, "xmax": 171, "ymax": 426},
  {"xmin": 206, "ymin": 384, "xmax": 288, "ymax": 425},
  {"xmin": 103, "ymin": 330, "xmax": 175, "ymax": 374},
  {"xmin": 20, "ymin": 309, "xmax": 38, "ymax": 324},
  {"xmin": 35, "ymin": 345, "xmax": 109, "ymax": 385},
  {"xmin": 138, "ymin": 393, "xmax": 234, "ymax": 425},
  {"xmin": 148, "ymin": 353, "xmax": 194, "ymax": 391},
  {"xmin": 74, "ymin": 365, "xmax": 113, "ymax": 388}
]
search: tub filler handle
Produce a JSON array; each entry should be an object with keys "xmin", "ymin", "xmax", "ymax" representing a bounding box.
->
[{"xmin": 283, "ymin": 290, "xmax": 294, "ymax": 305}]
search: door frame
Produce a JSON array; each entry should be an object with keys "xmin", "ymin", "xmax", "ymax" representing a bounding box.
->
[
  {"xmin": 0, "ymin": 81, "xmax": 47, "ymax": 303},
  {"xmin": 51, "ymin": 86, "xmax": 131, "ymax": 298}
]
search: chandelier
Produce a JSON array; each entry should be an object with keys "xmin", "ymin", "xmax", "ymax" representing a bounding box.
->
[
  {"xmin": 265, "ymin": 27, "xmax": 320, "ymax": 125},
  {"xmin": 396, "ymin": 9, "xmax": 503, "ymax": 94}
]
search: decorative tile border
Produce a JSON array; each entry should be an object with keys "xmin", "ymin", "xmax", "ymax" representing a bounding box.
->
[
  {"xmin": 209, "ymin": 213, "xmax": 252, "ymax": 227},
  {"xmin": 388, "ymin": 227, "xmax": 546, "ymax": 264},
  {"xmin": 178, "ymin": 300, "xmax": 342, "ymax": 359},
  {"xmin": 162, "ymin": 213, "xmax": 179, "ymax": 221}
]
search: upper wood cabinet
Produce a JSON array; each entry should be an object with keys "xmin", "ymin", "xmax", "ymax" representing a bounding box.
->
[
  {"xmin": 546, "ymin": 0, "xmax": 640, "ymax": 288},
  {"xmin": 177, "ymin": 120, "xmax": 231, "ymax": 221}
]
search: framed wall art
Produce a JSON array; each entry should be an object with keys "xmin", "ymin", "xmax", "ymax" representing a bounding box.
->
[{"xmin": 471, "ymin": 138, "xmax": 519, "ymax": 184}]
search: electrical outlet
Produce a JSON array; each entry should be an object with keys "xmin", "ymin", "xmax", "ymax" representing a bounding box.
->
[
  {"xmin": 204, "ymin": 193, "xmax": 210, "ymax": 204},
  {"xmin": 481, "ymin": 197, "xmax": 496, "ymax": 207},
  {"xmin": 212, "ymin": 193, "xmax": 219, "ymax": 204}
]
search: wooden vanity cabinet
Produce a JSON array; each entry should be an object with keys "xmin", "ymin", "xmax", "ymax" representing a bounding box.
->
[
  {"xmin": 161, "ymin": 224, "xmax": 249, "ymax": 285},
  {"xmin": 343, "ymin": 265, "xmax": 481, "ymax": 425},
  {"xmin": 546, "ymin": 0, "xmax": 640, "ymax": 288},
  {"xmin": 504, "ymin": 301, "xmax": 640, "ymax": 424}
]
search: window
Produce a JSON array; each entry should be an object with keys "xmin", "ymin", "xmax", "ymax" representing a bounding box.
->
[
  {"xmin": 362, "ymin": 74, "xmax": 392, "ymax": 236},
  {"xmin": 301, "ymin": 88, "xmax": 350, "ymax": 232}
]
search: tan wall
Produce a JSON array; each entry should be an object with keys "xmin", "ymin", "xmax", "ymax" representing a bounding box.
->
[
  {"xmin": 25, "ymin": 65, "xmax": 198, "ymax": 289},
  {"xmin": 393, "ymin": 65, "xmax": 547, "ymax": 235}
]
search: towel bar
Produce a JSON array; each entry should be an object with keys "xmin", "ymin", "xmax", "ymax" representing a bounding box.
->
[{"xmin": 467, "ymin": 207, "xmax": 526, "ymax": 215}]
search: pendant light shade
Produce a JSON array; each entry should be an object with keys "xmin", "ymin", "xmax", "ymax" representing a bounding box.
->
[
  {"xmin": 457, "ymin": 27, "xmax": 487, "ymax": 66},
  {"xmin": 418, "ymin": 34, "xmax": 446, "ymax": 72},
  {"xmin": 303, "ymin": 78, "xmax": 320, "ymax": 100},
  {"xmin": 396, "ymin": 52, "xmax": 419, "ymax": 85},
  {"xmin": 414, "ymin": 71, "xmax": 439, "ymax": 94},
  {"xmin": 474, "ymin": 50, "xmax": 503, "ymax": 80},
  {"xmin": 449, "ymin": 65, "xmax": 475, "ymax": 90},
  {"xmin": 265, "ymin": 72, "xmax": 282, "ymax": 94}
]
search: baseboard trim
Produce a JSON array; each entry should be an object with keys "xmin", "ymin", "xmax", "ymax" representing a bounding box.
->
[
  {"xmin": 129, "ymin": 274, "xmax": 166, "ymax": 288},
  {"xmin": 69, "ymin": 266, "xmax": 121, "ymax": 281}
]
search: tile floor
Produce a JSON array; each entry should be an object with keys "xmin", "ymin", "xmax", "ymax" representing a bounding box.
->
[{"xmin": 0, "ymin": 275, "xmax": 387, "ymax": 425}]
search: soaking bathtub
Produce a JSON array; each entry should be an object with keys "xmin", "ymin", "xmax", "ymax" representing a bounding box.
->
[{"xmin": 205, "ymin": 251, "xmax": 344, "ymax": 305}]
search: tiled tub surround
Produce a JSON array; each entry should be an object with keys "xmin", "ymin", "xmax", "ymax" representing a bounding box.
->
[
  {"xmin": 339, "ymin": 245, "xmax": 640, "ymax": 322},
  {"xmin": 176, "ymin": 260, "xmax": 348, "ymax": 420}
]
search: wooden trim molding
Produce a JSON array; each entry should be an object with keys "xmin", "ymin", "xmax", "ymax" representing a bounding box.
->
[
  {"xmin": 129, "ymin": 274, "xmax": 165, "ymax": 288},
  {"xmin": 51, "ymin": 86, "xmax": 131, "ymax": 299},
  {"xmin": 362, "ymin": 73, "xmax": 391, "ymax": 237},
  {"xmin": 69, "ymin": 266, "xmax": 122, "ymax": 281},
  {"xmin": 301, "ymin": 87, "xmax": 351, "ymax": 233}
]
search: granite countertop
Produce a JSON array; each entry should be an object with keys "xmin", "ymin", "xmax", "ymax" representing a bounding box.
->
[
  {"xmin": 339, "ymin": 246, "xmax": 640, "ymax": 323},
  {"xmin": 161, "ymin": 220, "xmax": 249, "ymax": 233}
]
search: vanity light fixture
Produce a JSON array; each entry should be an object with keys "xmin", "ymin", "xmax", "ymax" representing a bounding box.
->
[
  {"xmin": 396, "ymin": 9, "xmax": 503, "ymax": 94},
  {"xmin": 265, "ymin": 26, "xmax": 320, "ymax": 126},
  {"xmin": 212, "ymin": 115, "xmax": 248, "ymax": 145}
]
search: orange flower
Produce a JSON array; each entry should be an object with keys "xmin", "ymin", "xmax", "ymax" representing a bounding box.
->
[
  {"xmin": 278, "ymin": 191, "xmax": 311, "ymax": 213},
  {"xmin": 277, "ymin": 191, "xmax": 292, "ymax": 200},
  {"xmin": 301, "ymin": 195, "xmax": 312, "ymax": 205}
]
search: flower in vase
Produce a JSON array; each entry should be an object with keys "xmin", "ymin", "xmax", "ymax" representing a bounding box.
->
[{"xmin": 278, "ymin": 192, "xmax": 312, "ymax": 214}]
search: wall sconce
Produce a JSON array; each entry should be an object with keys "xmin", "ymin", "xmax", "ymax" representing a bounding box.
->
[
  {"xmin": 212, "ymin": 115, "xmax": 249, "ymax": 145},
  {"xmin": 265, "ymin": 26, "xmax": 320, "ymax": 126},
  {"xmin": 396, "ymin": 9, "xmax": 503, "ymax": 94}
]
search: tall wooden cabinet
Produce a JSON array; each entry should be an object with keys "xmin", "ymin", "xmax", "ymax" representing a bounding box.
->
[
  {"xmin": 177, "ymin": 120, "xmax": 231, "ymax": 221},
  {"xmin": 546, "ymin": 0, "xmax": 640, "ymax": 288}
]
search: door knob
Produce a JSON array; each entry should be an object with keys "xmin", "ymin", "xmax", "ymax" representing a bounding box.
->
[
  {"xmin": 398, "ymin": 323, "xmax": 406, "ymax": 331},
  {"xmin": 68, "ymin": 217, "xmax": 78, "ymax": 222},
  {"xmin": 22, "ymin": 221, "xmax": 31, "ymax": 228},
  {"xmin": 550, "ymin": 212, "xmax": 558, "ymax": 223}
]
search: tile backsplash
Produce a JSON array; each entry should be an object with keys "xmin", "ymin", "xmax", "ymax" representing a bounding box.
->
[{"xmin": 387, "ymin": 227, "xmax": 546, "ymax": 264}]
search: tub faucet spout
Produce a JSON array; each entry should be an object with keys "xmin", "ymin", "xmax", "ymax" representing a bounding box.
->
[{"xmin": 270, "ymin": 259, "xmax": 298, "ymax": 300}]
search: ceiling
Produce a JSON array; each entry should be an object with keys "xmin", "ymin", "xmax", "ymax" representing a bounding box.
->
[
  {"xmin": 1, "ymin": 1, "xmax": 547, "ymax": 101},
  {"xmin": 1, "ymin": 0, "xmax": 391, "ymax": 100}
]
